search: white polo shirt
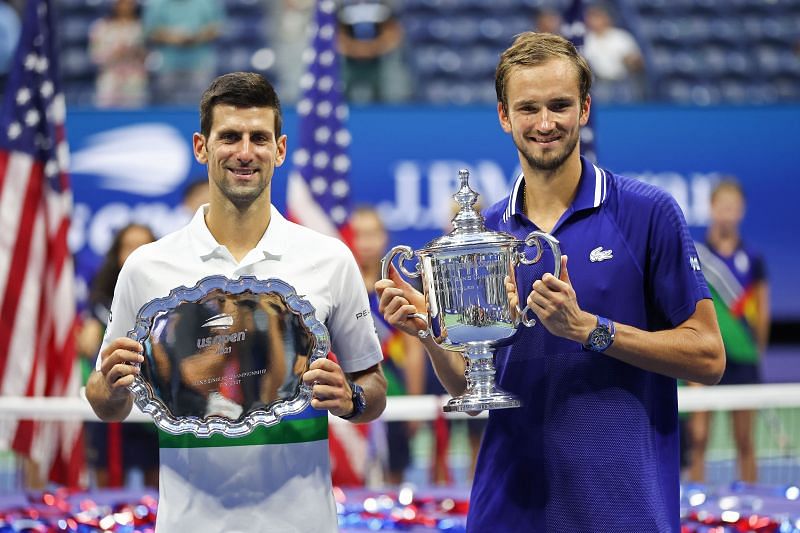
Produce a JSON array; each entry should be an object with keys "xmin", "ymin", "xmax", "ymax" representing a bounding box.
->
[{"xmin": 98, "ymin": 205, "xmax": 383, "ymax": 532}]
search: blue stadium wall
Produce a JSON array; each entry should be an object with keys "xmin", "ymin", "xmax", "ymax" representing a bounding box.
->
[{"xmin": 66, "ymin": 104, "xmax": 798, "ymax": 319}]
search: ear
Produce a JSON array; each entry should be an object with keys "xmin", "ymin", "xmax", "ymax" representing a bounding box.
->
[
  {"xmin": 193, "ymin": 132, "xmax": 208, "ymax": 164},
  {"xmin": 497, "ymin": 101, "xmax": 512, "ymax": 133},
  {"xmin": 579, "ymin": 94, "xmax": 591, "ymax": 127},
  {"xmin": 275, "ymin": 134, "xmax": 287, "ymax": 167}
]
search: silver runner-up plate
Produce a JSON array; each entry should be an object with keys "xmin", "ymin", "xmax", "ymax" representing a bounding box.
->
[{"xmin": 126, "ymin": 275, "xmax": 329, "ymax": 438}]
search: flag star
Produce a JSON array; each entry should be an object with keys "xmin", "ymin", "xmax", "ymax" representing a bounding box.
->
[
  {"xmin": 33, "ymin": 34, "xmax": 44, "ymax": 47},
  {"xmin": 45, "ymin": 159, "xmax": 59, "ymax": 177},
  {"xmin": 297, "ymin": 98, "xmax": 313, "ymax": 116},
  {"xmin": 314, "ymin": 126, "xmax": 331, "ymax": 144},
  {"xmin": 319, "ymin": 50, "xmax": 335, "ymax": 67},
  {"xmin": 292, "ymin": 148, "xmax": 310, "ymax": 166},
  {"xmin": 311, "ymin": 176, "xmax": 327, "ymax": 194},
  {"xmin": 330, "ymin": 206, "xmax": 347, "ymax": 224},
  {"xmin": 25, "ymin": 53, "xmax": 38, "ymax": 70},
  {"xmin": 35, "ymin": 56, "xmax": 49, "ymax": 73},
  {"xmin": 300, "ymin": 73, "xmax": 314, "ymax": 90},
  {"xmin": 334, "ymin": 129, "xmax": 351, "ymax": 147},
  {"xmin": 317, "ymin": 76, "xmax": 333, "ymax": 92},
  {"xmin": 16, "ymin": 87, "xmax": 31, "ymax": 105},
  {"xmin": 331, "ymin": 180, "xmax": 349, "ymax": 198},
  {"xmin": 35, "ymin": 133, "xmax": 51, "ymax": 149},
  {"xmin": 25, "ymin": 109, "xmax": 40, "ymax": 127},
  {"xmin": 7, "ymin": 121, "xmax": 22, "ymax": 139},
  {"xmin": 316, "ymin": 101, "xmax": 332, "ymax": 118},
  {"xmin": 302, "ymin": 49, "xmax": 316, "ymax": 65},
  {"xmin": 319, "ymin": 24, "xmax": 335, "ymax": 40},
  {"xmin": 335, "ymin": 105, "xmax": 349, "ymax": 121},
  {"xmin": 333, "ymin": 154, "xmax": 350, "ymax": 173},
  {"xmin": 40, "ymin": 81, "xmax": 54, "ymax": 98},
  {"xmin": 37, "ymin": 2, "xmax": 47, "ymax": 17},
  {"xmin": 313, "ymin": 152, "xmax": 329, "ymax": 169}
]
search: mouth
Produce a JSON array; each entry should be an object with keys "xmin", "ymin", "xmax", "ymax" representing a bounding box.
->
[
  {"xmin": 529, "ymin": 135, "xmax": 561, "ymax": 146},
  {"xmin": 228, "ymin": 167, "xmax": 258, "ymax": 177}
]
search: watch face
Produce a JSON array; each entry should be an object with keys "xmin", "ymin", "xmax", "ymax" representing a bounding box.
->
[{"xmin": 590, "ymin": 328, "xmax": 611, "ymax": 350}]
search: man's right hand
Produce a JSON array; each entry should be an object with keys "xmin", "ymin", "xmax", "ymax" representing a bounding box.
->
[{"xmin": 375, "ymin": 265, "xmax": 427, "ymax": 338}]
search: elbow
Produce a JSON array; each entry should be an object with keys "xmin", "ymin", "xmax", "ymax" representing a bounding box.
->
[{"xmin": 696, "ymin": 335, "xmax": 726, "ymax": 386}]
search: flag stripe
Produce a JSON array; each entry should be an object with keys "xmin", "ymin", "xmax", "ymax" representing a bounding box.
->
[{"xmin": 0, "ymin": 152, "xmax": 33, "ymax": 299}]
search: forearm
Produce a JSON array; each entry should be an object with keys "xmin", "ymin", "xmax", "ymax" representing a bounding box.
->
[
  {"xmin": 86, "ymin": 370, "xmax": 134, "ymax": 421},
  {"xmin": 568, "ymin": 300, "xmax": 724, "ymax": 385},
  {"xmin": 420, "ymin": 336, "xmax": 468, "ymax": 397}
]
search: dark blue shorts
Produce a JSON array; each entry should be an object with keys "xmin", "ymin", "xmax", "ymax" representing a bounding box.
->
[{"xmin": 719, "ymin": 358, "xmax": 761, "ymax": 385}]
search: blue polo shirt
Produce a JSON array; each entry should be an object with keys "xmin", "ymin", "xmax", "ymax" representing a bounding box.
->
[{"xmin": 470, "ymin": 157, "xmax": 710, "ymax": 532}]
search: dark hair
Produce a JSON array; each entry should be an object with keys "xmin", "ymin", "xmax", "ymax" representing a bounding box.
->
[
  {"xmin": 496, "ymin": 32, "xmax": 592, "ymax": 113},
  {"xmin": 199, "ymin": 72, "xmax": 282, "ymax": 138},
  {"xmin": 90, "ymin": 223, "xmax": 156, "ymax": 307}
]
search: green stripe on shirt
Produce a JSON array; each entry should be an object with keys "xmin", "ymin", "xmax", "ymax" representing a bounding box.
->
[{"xmin": 158, "ymin": 415, "xmax": 328, "ymax": 448}]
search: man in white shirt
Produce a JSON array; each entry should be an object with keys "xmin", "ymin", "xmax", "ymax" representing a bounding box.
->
[{"xmin": 86, "ymin": 71, "xmax": 387, "ymax": 532}]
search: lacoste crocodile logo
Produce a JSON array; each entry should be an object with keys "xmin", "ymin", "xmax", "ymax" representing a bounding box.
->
[{"xmin": 589, "ymin": 246, "xmax": 613, "ymax": 262}]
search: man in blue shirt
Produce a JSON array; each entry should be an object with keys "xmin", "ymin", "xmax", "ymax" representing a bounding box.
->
[{"xmin": 376, "ymin": 32, "xmax": 724, "ymax": 532}]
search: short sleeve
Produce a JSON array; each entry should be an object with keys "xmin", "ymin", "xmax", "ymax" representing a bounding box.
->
[
  {"xmin": 326, "ymin": 243, "xmax": 383, "ymax": 373},
  {"xmin": 647, "ymin": 191, "xmax": 711, "ymax": 327},
  {"xmin": 94, "ymin": 258, "xmax": 141, "ymax": 370}
]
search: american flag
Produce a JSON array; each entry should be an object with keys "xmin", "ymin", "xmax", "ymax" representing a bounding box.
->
[
  {"xmin": 0, "ymin": 0, "xmax": 83, "ymax": 486},
  {"xmin": 286, "ymin": 0, "xmax": 378, "ymax": 485},
  {"xmin": 560, "ymin": 0, "xmax": 597, "ymax": 163},
  {"xmin": 286, "ymin": 0, "xmax": 353, "ymax": 246}
]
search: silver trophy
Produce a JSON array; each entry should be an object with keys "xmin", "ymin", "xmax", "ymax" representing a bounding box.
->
[
  {"xmin": 127, "ymin": 275, "xmax": 329, "ymax": 437},
  {"xmin": 381, "ymin": 169, "xmax": 561, "ymax": 412}
]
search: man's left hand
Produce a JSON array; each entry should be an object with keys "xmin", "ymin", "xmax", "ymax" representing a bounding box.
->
[{"xmin": 527, "ymin": 255, "xmax": 596, "ymax": 343}]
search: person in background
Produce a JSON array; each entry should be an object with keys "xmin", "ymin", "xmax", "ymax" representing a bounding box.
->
[
  {"xmin": 0, "ymin": 0, "xmax": 21, "ymax": 97},
  {"xmin": 350, "ymin": 206, "xmax": 425, "ymax": 485},
  {"xmin": 88, "ymin": 0, "xmax": 148, "ymax": 108},
  {"xmin": 377, "ymin": 32, "xmax": 724, "ymax": 531},
  {"xmin": 336, "ymin": 0, "xmax": 411, "ymax": 104},
  {"xmin": 143, "ymin": 0, "xmax": 224, "ymax": 105},
  {"xmin": 688, "ymin": 179, "xmax": 770, "ymax": 484},
  {"xmin": 534, "ymin": 7, "xmax": 563, "ymax": 35},
  {"xmin": 582, "ymin": 4, "xmax": 644, "ymax": 103},
  {"xmin": 77, "ymin": 223, "xmax": 158, "ymax": 488}
]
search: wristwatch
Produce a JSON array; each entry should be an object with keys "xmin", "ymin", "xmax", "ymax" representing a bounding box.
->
[
  {"xmin": 340, "ymin": 380, "xmax": 367, "ymax": 420},
  {"xmin": 583, "ymin": 315, "xmax": 616, "ymax": 352}
]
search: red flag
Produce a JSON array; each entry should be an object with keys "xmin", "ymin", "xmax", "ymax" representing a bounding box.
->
[{"xmin": 0, "ymin": 0, "xmax": 83, "ymax": 487}]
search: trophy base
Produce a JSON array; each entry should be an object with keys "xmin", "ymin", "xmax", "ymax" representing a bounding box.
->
[{"xmin": 443, "ymin": 390, "xmax": 521, "ymax": 412}]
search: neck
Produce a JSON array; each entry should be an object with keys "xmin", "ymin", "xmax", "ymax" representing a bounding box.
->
[
  {"xmin": 521, "ymin": 150, "xmax": 582, "ymax": 232},
  {"xmin": 205, "ymin": 197, "xmax": 271, "ymax": 262}
]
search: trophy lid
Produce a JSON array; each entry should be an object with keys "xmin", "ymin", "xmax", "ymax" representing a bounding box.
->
[{"xmin": 421, "ymin": 169, "xmax": 521, "ymax": 252}]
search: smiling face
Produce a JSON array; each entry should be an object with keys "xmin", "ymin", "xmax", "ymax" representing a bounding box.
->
[
  {"xmin": 498, "ymin": 58, "xmax": 590, "ymax": 173},
  {"xmin": 193, "ymin": 105, "xmax": 287, "ymax": 210}
]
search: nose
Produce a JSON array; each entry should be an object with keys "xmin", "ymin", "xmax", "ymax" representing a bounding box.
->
[
  {"xmin": 535, "ymin": 109, "xmax": 554, "ymax": 132},
  {"xmin": 236, "ymin": 135, "xmax": 254, "ymax": 163}
]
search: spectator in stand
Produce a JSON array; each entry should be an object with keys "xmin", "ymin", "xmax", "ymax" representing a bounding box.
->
[
  {"xmin": 688, "ymin": 179, "xmax": 770, "ymax": 484},
  {"xmin": 143, "ymin": 0, "xmax": 224, "ymax": 105},
  {"xmin": 77, "ymin": 223, "xmax": 159, "ymax": 488},
  {"xmin": 88, "ymin": 0, "xmax": 148, "ymax": 108},
  {"xmin": 534, "ymin": 8, "xmax": 563, "ymax": 36},
  {"xmin": 582, "ymin": 4, "xmax": 644, "ymax": 103},
  {"xmin": 336, "ymin": 0, "xmax": 411, "ymax": 104},
  {"xmin": 0, "ymin": 0, "xmax": 21, "ymax": 97}
]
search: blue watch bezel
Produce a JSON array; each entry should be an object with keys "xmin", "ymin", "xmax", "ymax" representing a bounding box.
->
[{"xmin": 340, "ymin": 380, "xmax": 366, "ymax": 420}]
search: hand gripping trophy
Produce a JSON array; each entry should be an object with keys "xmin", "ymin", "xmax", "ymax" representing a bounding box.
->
[{"xmin": 381, "ymin": 169, "xmax": 561, "ymax": 412}]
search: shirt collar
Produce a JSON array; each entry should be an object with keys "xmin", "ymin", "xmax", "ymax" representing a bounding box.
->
[
  {"xmin": 189, "ymin": 204, "xmax": 289, "ymax": 259},
  {"xmin": 502, "ymin": 156, "xmax": 610, "ymax": 223}
]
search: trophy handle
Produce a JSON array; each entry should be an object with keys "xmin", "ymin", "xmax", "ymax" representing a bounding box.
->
[
  {"xmin": 516, "ymin": 231, "xmax": 562, "ymax": 328},
  {"xmin": 380, "ymin": 246, "xmax": 430, "ymax": 338}
]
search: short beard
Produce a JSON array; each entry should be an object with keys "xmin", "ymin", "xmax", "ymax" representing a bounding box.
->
[
  {"xmin": 518, "ymin": 131, "xmax": 579, "ymax": 172},
  {"xmin": 218, "ymin": 180, "xmax": 267, "ymax": 210}
]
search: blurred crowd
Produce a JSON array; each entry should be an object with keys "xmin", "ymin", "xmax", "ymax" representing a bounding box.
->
[{"xmin": 3, "ymin": 0, "xmax": 797, "ymax": 107}]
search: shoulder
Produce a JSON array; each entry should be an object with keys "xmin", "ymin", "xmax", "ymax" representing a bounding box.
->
[
  {"xmin": 120, "ymin": 227, "xmax": 189, "ymax": 274},
  {"xmin": 283, "ymin": 218, "xmax": 354, "ymax": 261},
  {"xmin": 608, "ymin": 172, "xmax": 681, "ymax": 217},
  {"xmin": 483, "ymin": 196, "xmax": 511, "ymax": 230}
]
